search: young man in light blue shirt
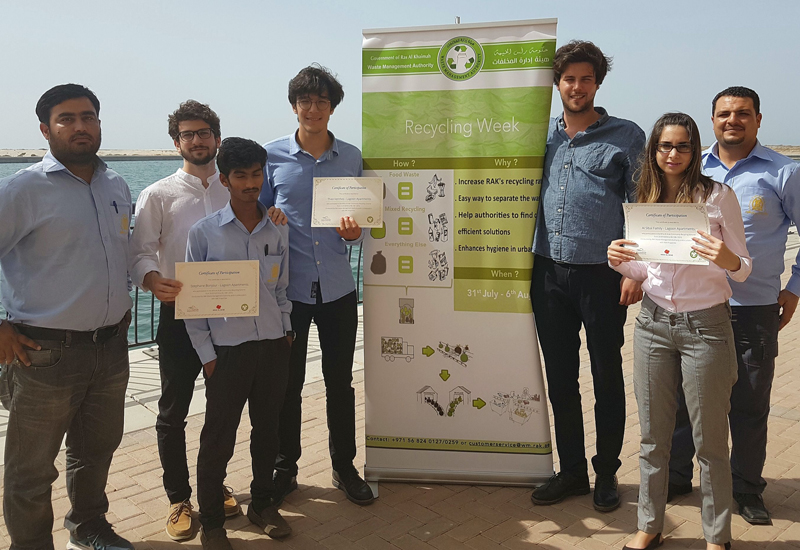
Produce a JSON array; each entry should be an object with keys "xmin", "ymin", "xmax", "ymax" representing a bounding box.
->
[
  {"xmin": 185, "ymin": 138, "xmax": 294, "ymax": 548},
  {"xmin": 0, "ymin": 84, "xmax": 133, "ymax": 550},
  {"xmin": 669, "ymin": 87, "xmax": 800, "ymax": 526},
  {"xmin": 259, "ymin": 65, "xmax": 374, "ymax": 506}
]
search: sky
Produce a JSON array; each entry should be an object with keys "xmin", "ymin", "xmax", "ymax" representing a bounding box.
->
[{"xmin": 1, "ymin": 0, "xmax": 798, "ymax": 150}]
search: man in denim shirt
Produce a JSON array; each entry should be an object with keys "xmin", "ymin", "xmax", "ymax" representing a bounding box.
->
[{"xmin": 531, "ymin": 41, "xmax": 645, "ymax": 512}]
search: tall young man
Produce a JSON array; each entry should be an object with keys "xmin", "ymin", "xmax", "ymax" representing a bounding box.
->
[
  {"xmin": 0, "ymin": 84, "xmax": 133, "ymax": 550},
  {"xmin": 530, "ymin": 41, "xmax": 645, "ymax": 512},
  {"xmin": 260, "ymin": 65, "xmax": 374, "ymax": 505},
  {"xmin": 669, "ymin": 87, "xmax": 800, "ymax": 525},
  {"xmin": 186, "ymin": 138, "xmax": 294, "ymax": 549}
]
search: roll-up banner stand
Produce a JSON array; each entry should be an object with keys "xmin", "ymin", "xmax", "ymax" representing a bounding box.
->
[{"xmin": 362, "ymin": 19, "xmax": 557, "ymax": 488}]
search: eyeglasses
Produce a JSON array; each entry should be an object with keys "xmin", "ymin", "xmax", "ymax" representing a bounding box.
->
[
  {"xmin": 296, "ymin": 98, "xmax": 331, "ymax": 111},
  {"xmin": 177, "ymin": 128, "xmax": 214, "ymax": 142},
  {"xmin": 656, "ymin": 142, "xmax": 692, "ymax": 154}
]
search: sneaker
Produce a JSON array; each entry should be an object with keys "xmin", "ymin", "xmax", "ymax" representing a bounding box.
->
[
  {"xmin": 593, "ymin": 474, "xmax": 620, "ymax": 512},
  {"xmin": 200, "ymin": 527, "xmax": 233, "ymax": 550},
  {"xmin": 531, "ymin": 472, "xmax": 590, "ymax": 505},
  {"xmin": 247, "ymin": 504, "xmax": 292, "ymax": 539},
  {"xmin": 734, "ymin": 492, "xmax": 771, "ymax": 525},
  {"xmin": 223, "ymin": 485, "xmax": 241, "ymax": 517},
  {"xmin": 332, "ymin": 469, "xmax": 375, "ymax": 505},
  {"xmin": 272, "ymin": 471, "xmax": 298, "ymax": 506},
  {"xmin": 66, "ymin": 523, "xmax": 134, "ymax": 550},
  {"xmin": 165, "ymin": 499, "xmax": 193, "ymax": 541}
]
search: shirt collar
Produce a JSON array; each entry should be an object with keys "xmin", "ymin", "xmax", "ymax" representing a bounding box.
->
[
  {"xmin": 176, "ymin": 168, "xmax": 221, "ymax": 188},
  {"xmin": 42, "ymin": 150, "xmax": 107, "ymax": 174},
  {"xmin": 218, "ymin": 201, "xmax": 269, "ymax": 231},
  {"xmin": 703, "ymin": 140, "xmax": 770, "ymax": 168},
  {"xmin": 556, "ymin": 107, "xmax": 609, "ymax": 132},
  {"xmin": 290, "ymin": 130, "xmax": 340, "ymax": 159}
]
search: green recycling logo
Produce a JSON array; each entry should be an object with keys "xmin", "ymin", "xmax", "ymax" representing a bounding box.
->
[
  {"xmin": 438, "ymin": 36, "xmax": 484, "ymax": 81},
  {"xmin": 689, "ymin": 250, "xmax": 698, "ymax": 259}
]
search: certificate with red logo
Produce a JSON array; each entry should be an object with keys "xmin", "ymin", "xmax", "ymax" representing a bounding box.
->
[
  {"xmin": 174, "ymin": 260, "xmax": 259, "ymax": 319},
  {"xmin": 623, "ymin": 203, "xmax": 710, "ymax": 265}
]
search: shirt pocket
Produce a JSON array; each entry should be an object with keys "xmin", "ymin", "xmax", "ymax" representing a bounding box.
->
[
  {"xmin": 110, "ymin": 201, "xmax": 132, "ymax": 239},
  {"xmin": 261, "ymin": 255, "xmax": 282, "ymax": 292},
  {"xmin": 582, "ymin": 144, "xmax": 616, "ymax": 178}
]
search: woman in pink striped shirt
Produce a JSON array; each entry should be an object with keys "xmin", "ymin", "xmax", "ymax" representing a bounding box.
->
[{"xmin": 608, "ymin": 112, "xmax": 751, "ymax": 550}]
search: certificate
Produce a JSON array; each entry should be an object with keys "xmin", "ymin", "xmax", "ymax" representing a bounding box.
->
[
  {"xmin": 623, "ymin": 203, "xmax": 710, "ymax": 265},
  {"xmin": 311, "ymin": 177, "xmax": 383, "ymax": 228},
  {"xmin": 174, "ymin": 260, "xmax": 259, "ymax": 319}
]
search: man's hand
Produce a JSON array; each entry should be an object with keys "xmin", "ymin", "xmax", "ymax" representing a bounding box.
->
[
  {"xmin": 620, "ymin": 276, "xmax": 644, "ymax": 306},
  {"xmin": 122, "ymin": 310, "xmax": 132, "ymax": 333},
  {"xmin": 286, "ymin": 335, "xmax": 293, "ymax": 346},
  {"xmin": 336, "ymin": 216, "xmax": 362, "ymax": 241},
  {"xmin": 203, "ymin": 359, "xmax": 217, "ymax": 379},
  {"xmin": 0, "ymin": 321, "xmax": 40, "ymax": 366},
  {"xmin": 267, "ymin": 206, "xmax": 288, "ymax": 226},
  {"xmin": 779, "ymin": 289, "xmax": 799, "ymax": 331},
  {"xmin": 143, "ymin": 271, "xmax": 182, "ymax": 302}
]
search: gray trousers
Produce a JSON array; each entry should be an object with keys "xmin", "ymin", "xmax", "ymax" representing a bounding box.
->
[{"xmin": 634, "ymin": 296, "xmax": 737, "ymax": 544}]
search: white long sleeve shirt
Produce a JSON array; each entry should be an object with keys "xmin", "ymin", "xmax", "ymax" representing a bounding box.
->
[{"xmin": 130, "ymin": 169, "xmax": 230, "ymax": 286}]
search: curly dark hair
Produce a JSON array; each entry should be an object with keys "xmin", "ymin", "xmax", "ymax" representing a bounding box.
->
[
  {"xmin": 712, "ymin": 86, "xmax": 760, "ymax": 116},
  {"xmin": 216, "ymin": 137, "xmax": 267, "ymax": 177},
  {"xmin": 288, "ymin": 64, "xmax": 344, "ymax": 110},
  {"xmin": 552, "ymin": 40, "xmax": 612, "ymax": 86},
  {"xmin": 167, "ymin": 100, "xmax": 221, "ymax": 141},
  {"xmin": 36, "ymin": 84, "xmax": 100, "ymax": 125}
]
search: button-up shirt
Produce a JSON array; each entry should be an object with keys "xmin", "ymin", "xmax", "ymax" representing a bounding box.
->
[
  {"xmin": 612, "ymin": 184, "xmax": 752, "ymax": 313},
  {"xmin": 702, "ymin": 141, "xmax": 800, "ymax": 306},
  {"xmin": 0, "ymin": 151, "xmax": 133, "ymax": 330},
  {"xmin": 534, "ymin": 108, "xmax": 646, "ymax": 264},
  {"xmin": 130, "ymin": 169, "xmax": 230, "ymax": 285},
  {"xmin": 260, "ymin": 132, "xmax": 364, "ymax": 304},
  {"xmin": 184, "ymin": 202, "xmax": 291, "ymax": 364}
]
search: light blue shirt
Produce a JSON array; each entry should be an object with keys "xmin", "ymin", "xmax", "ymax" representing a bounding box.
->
[
  {"xmin": 0, "ymin": 152, "xmax": 132, "ymax": 330},
  {"xmin": 533, "ymin": 108, "xmax": 646, "ymax": 264},
  {"xmin": 702, "ymin": 142, "xmax": 800, "ymax": 306},
  {"xmin": 184, "ymin": 202, "xmax": 291, "ymax": 364},
  {"xmin": 260, "ymin": 132, "xmax": 364, "ymax": 304}
]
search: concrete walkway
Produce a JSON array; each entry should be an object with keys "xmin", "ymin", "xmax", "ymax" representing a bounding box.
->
[{"xmin": 2, "ymin": 239, "xmax": 800, "ymax": 549}]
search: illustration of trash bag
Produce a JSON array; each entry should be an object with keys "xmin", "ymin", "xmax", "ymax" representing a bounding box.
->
[{"xmin": 370, "ymin": 251, "xmax": 387, "ymax": 274}]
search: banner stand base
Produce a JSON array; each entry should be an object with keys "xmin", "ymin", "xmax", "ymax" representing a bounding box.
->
[{"xmin": 365, "ymin": 466, "xmax": 553, "ymax": 487}]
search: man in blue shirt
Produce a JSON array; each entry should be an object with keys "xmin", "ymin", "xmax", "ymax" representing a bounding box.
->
[
  {"xmin": 259, "ymin": 65, "xmax": 373, "ymax": 505},
  {"xmin": 0, "ymin": 85, "xmax": 134, "ymax": 550},
  {"xmin": 669, "ymin": 87, "xmax": 800, "ymax": 526},
  {"xmin": 530, "ymin": 41, "xmax": 645, "ymax": 512},
  {"xmin": 185, "ymin": 138, "xmax": 294, "ymax": 548}
]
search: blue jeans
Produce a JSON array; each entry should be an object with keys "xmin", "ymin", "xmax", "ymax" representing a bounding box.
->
[
  {"xmin": 2, "ymin": 324, "xmax": 129, "ymax": 550},
  {"xmin": 634, "ymin": 296, "xmax": 737, "ymax": 545}
]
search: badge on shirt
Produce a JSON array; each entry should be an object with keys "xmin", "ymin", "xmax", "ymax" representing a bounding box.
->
[{"xmin": 746, "ymin": 195, "xmax": 766, "ymax": 215}]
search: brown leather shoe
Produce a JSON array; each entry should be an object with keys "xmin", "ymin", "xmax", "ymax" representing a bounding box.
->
[
  {"xmin": 223, "ymin": 485, "xmax": 241, "ymax": 517},
  {"xmin": 165, "ymin": 500, "xmax": 193, "ymax": 541}
]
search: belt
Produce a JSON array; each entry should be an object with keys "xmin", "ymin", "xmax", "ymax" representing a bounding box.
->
[{"xmin": 15, "ymin": 322, "xmax": 123, "ymax": 344}]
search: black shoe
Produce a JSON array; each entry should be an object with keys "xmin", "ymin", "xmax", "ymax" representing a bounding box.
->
[
  {"xmin": 593, "ymin": 474, "xmax": 620, "ymax": 512},
  {"xmin": 247, "ymin": 504, "xmax": 292, "ymax": 539},
  {"xmin": 272, "ymin": 471, "xmax": 298, "ymax": 506},
  {"xmin": 621, "ymin": 532, "xmax": 663, "ymax": 550},
  {"xmin": 666, "ymin": 482, "xmax": 692, "ymax": 503},
  {"xmin": 200, "ymin": 527, "xmax": 233, "ymax": 550},
  {"xmin": 332, "ymin": 469, "xmax": 375, "ymax": 505},
  {"xmin": 734, "ymin": 492, "xmax": 771, "ymax": 525},
  {"xmin": 531, "ymin": 472, "xmax": 590, "ymax": 506},
  {"xmin": 67, "ymin": 522, "xmax": 134, "ymax": 550}
]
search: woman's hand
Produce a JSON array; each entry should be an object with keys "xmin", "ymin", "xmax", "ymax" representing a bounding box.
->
[
  {"xmin": 608, "ymin": 239, "xmax": 638, "ymax": 267},
  {"xmin": 692, "ymin": 230, "xmax": 741, "ymax": 271}
]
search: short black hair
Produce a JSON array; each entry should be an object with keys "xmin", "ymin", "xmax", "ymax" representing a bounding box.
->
[
  {"xmin": 712, "ymin": 86, "xmax": 760, "ymax": 116},
  {"xmin": 552, "ymin": 40, "xmax": 612, "ymax": 86},
  {"xmin": 36, "ymin": 84, "xmax": 100, "ymax": 125},
  {"xmin": 288, "ymin": 64, "xmax": 344, "ymax": 110},
  {"xmin": 216, "ymin": 137, "xmax": 267, "ymax": 177},
  {"xmin": 168, "ymin": 100, "xmax": 221, "ymax": 141}
]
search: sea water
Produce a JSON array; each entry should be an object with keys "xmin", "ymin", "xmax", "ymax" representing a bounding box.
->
[{"xmin": 0, "ymin": 160, "xmax": 364, "ymax": 345}]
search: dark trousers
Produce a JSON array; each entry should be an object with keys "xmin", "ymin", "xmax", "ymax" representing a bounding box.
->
[
  {"xmin": 531, "ymin": 255, "xmax": 627, "ymax": 477},
  {"xmin": 197, "ymin": 338, "xmax": 291, "ymax": 530},
  {"xmin": 155, "ymin": 303, "xmax": 203, "ymax": 504},
  {"xmin": 2, "ymin": 325, "xmax": 129, "ymax": 550},
  {"xmin": 275, "ymin": 291, "xmax": 358, "ymax": 477},
  {"xmin": 670, "ymin": 304, "xmax": 779, "ymax": 494}
]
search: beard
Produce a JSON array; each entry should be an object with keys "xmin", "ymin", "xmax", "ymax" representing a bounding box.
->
[
  {"xmin": 182, "ymin": 145, "xmax": 217, "ymax": 166},
  {"xmin": 48, "ymin": 129, "xmax": 101, "ymax": 166}
]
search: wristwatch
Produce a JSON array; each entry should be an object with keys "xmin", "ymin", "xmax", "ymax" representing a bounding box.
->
[{"xmin": 285, "ymin": 330, "xmax": 296, "ymax": 339}]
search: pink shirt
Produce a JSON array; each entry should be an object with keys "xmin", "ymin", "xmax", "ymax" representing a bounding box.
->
[{"xmin": 612, "ymin": 183, "xmax": 752, "ymax": 313}]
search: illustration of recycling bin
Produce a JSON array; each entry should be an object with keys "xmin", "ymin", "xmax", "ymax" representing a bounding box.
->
[{"xmin": 399, "ymin": 298, "xmax": 414, "ymax": 324}]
